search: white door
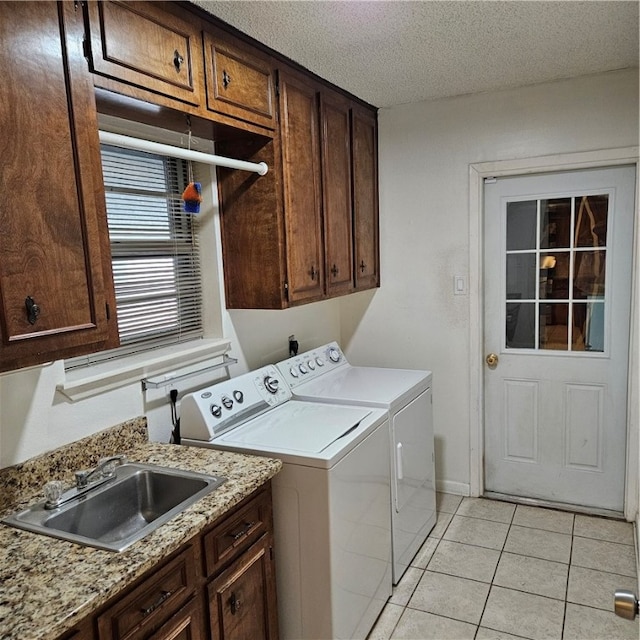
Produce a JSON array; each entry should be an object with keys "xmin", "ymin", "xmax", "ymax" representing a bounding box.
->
[{"xmin": 483, "ymin": 166, "xmax": 636, "ymax": 512}]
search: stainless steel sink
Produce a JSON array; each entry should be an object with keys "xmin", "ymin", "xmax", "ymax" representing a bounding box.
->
[{"xmin": 2, "ymin": 463, "xmax": 226, "ymax": 552}]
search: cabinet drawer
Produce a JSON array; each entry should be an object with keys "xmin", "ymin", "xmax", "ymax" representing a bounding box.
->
[
  {"xmin": 204, "ymin": 31, "xmax": 276, "ymax": 129},
  {"xmin": 97, "ymin": 545, "xmax": 197, "ymax": 640},
  {"xmin": 203, "ymin": 488, "xmax": 272, "ymax": 577},
  {"xmin": 86, "ymin": 1, "xmax": 204, "ymax": 106},
  {"xmin": 147, "ymin": 596, "xmax": 205, "ymax": 640}
]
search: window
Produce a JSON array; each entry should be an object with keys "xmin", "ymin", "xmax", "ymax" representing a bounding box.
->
[{"xmin": 102, "ymin": 144, "xmax": 202, "ymax": 348}]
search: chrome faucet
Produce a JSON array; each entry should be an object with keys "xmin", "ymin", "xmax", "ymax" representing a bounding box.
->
[
  {"xmin": 75, "ymin": 454, "xmax": 127, "ymax": 489},
  {"xmin": 44, "ymin": 454, "xmax": 127, "ymax": 509}
]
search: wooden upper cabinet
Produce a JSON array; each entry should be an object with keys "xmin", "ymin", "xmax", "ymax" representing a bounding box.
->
[
  {"xmin": 0, "ymin": 1, "xmax": 118, "ymax": 373},
  {"xmin": 278, "ymin": 70, "xmax": 325, "ymax": 305},
  {"xmin": 85, "ymin": 1, "xmax": 204, "ymax": 106},
  {"xmin": 320, "ymin": 90, "xmax": 355, "ymax": 298},
  {"xmin": 352, "ymin": 106, "xmax": 380, "ymax": 290},
  {"xmin": 203, "ymin": 30, "xmax": 276, "ymax": 130}
]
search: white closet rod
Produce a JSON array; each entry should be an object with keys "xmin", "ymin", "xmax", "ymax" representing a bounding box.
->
[{"xmin": 98, "ymin": 131, "xmax": 268, "ymax": 176}]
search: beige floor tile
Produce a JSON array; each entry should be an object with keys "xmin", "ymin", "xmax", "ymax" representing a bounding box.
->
[
  {"xmin": 411, "ymin": 536, "xmax": 439, "ymax": 569},
  {"xmin": 512, "ymin": 504, "xmax": 574, "ymax": 534},
  {"xmin": 389, "ymin": 566, "xmax": 423, "ymax": 606},
  {"xmin": 436, "ymin": 492, "xmax": 463, "ymax": 514},
  {"xmin": 567, "ymin": 565, "xmax": 638, "ymax": 611},
  {"xmin": 427, "ymin": 540, "xmax": 500, "ymax": 583},
  {"xmin": 504, "ymin": 525, "xmax": 571, "ymax": 563},
  {"xmin": 574, "ymin": 514, "xmax": 635, "ymax": 545},
  {"xmin": 571, "ymin": 536, "xmax": 637, "ymax": 577},
  {"xmin": 457, "ymin": 497, "xmax": 516, "ymax": 523},
  {"xmin": 480, "ymin": 586, "xmax": 564, "ymax": 640},
  {"xmin": 476, "ymin": 627, "xmax": 533, "ymax": 640},
  {"xmin": 493, "ymin": 552, "xmax": 568, "ymax": 600},
  {"xmin": 443, "ymin": 514, "xmax": 509, "ymax": 550},
  {"xmin": 365, "ymin": 602, "xmax": 404, "ymax": 640},
  {"xmin": 393, "ymin": 608, "xmax": 477, "ymax": 640},
  {"xmin": 563, "ymin": 602, "xmax": 640, "ymax": 639},
  {"xmin": 409, "ymin": 570, "xmax": 491, "ymax": 624},
  {"xmin": 430, "ymin": 511, "xmax": 453, "ymax": 538}
]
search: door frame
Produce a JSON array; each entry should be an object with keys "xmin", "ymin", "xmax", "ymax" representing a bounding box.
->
[{"xmin": 468, "ymin": 147, "xmax": 639, "ymax": 521}]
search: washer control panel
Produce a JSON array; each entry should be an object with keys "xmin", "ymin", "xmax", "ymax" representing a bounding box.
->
[
  {"xmin": 180, "ymin": 365, "xmax": 290, "ymax": 441},
  {"xmin": 276, "ymin": 341, "xmax": 348, "ymax": 388}
]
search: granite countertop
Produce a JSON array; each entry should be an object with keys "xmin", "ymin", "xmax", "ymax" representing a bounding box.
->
[{"xmin": 0, "ymin": 418, "xmax": 282, "ymax": 640}]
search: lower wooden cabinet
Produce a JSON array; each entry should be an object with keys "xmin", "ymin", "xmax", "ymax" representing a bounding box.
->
[
  {"xmin": 58, "ymin": 484, "xmax": 277, "ymax": 640},
  {"xmin": 208, "ymin": 534, "xmax": 278, "ymax": 640}
]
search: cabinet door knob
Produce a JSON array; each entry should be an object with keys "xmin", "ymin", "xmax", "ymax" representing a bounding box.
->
[
  {"xmin": 173, "ymin": 50, "xmax": 184, "ymax": 72},
  {"xmin": 222, "ymin": 70, "xmax": 232, "ymax": 89},
  {"xmin": 25, "ymin": 296, "xmax": 40, "ymax": 325},
  {"xmin": 309, "ymin": 265, "xmax": 317, "ymax": 280},
  {"xmin": 331, "ymin": 264, "xmax": 339, "ymax": 277},
  {"xmin": 359, "ymin": 260, "xmax": 366, "ymax": 273},
  {"xmin": 230, "ymin": 591, "xmax": 242, "ymax": 614}
]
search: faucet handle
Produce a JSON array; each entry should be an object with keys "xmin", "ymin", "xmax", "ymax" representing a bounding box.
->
[
  {"xmin": 99, "ymin": 455, "xmax": 127, "ymax": 477},
  {"xmin": 44, "ymin": 480, "xmax": 64, "ymax": 507}
]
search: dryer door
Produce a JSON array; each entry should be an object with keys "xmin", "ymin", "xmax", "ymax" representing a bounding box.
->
[{"xmin": 392, "ymin": 388, "xmax": 434, "ymax": 513}]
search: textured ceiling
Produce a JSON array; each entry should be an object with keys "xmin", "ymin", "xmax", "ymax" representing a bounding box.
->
[{"xmin": 192, "ymin": 0, "xmax": 639, "ymax": 108}]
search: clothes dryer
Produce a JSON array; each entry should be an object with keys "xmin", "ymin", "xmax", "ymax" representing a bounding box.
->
[{"xmin": 277, "ymin": 342, "xmax": 435, "ymax": 584}]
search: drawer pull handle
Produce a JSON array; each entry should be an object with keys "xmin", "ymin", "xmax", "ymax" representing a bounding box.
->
[
  {"xmin": 230, "ymin": 591, "xmax": 242, "ymax": 614},
  {"xmin": 331, "ymin": 264, "xmax": 339, "ymax": 277},
  {"xmin": 141, "ymin": 589, "xmax": 173, "ymax": 617},
  {"xmin": 228, "ymin": 521, "xmax": 255, "ymax": 541},
  {"xmin": 222, "ymin": 70, "xmax": 232, "ymax": 89},
  {"xmin": 359, "ymin": 260, "xmax": 367, "ymax": 273},
  {"xmin": 173, "ymin": 50, "xmax": 184, "ymax": 72}
]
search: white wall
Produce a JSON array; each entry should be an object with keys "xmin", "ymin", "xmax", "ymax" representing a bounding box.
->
[{"xmin": 340, "ymin": 68, "xmax": 639, "ymax": 494}]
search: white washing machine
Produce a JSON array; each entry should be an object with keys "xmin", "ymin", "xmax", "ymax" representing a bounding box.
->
[
  {"xmin": 180, "ymin": 365, "xmax": 392, "ymax": 640},
  {"xmin": 277, "ymin": 342, "xmax": 436, "ymax": 584}
]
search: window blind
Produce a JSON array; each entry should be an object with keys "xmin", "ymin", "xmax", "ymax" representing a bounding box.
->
[{"xmin": 102, "ymin": 144, "xmax": 202, "ymax": 346}]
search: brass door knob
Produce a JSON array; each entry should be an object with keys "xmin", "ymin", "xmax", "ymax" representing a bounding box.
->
[{"xmin": 486, "ymin": 353, "xmax": 499, "ymax": 368}]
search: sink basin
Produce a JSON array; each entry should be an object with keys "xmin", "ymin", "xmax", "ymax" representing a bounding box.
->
[{"xmin": 2, "ymin": 463, "xmax": 226, "ymax": 552}]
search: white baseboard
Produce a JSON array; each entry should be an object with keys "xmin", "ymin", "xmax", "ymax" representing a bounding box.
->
[{"xmin": 436, "ymin": 480, "xmax": 470, "ymax": 496}]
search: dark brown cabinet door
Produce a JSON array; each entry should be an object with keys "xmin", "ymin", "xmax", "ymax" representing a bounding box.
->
[
  {"xmin": 278, "ymin": 71, "xmax": 325, "ymax": 304},
  {"xmin": 148, "ymin": 597, "xmax": 205, "ymax": 640},
  {"xmin": 208, "ymin": 535, "xmax": 278, "ymax": 640},
  {"xmin": 352, "ymin": 106, "xmax": 380, "ymax": 290},
  {"xmin": 204, "ymin": 30, "xmax": 276, "ymax": 130},
  {"xmin": 86, "ymin": 1, "xmax": 204, "ymax": 106},
  {"xmin": 320, "ymin": 90, "xmax": 355, "ymax": 297},
  {"xmin": 0, "ymin": 1, "xmax": 118, "ymax": 373}
]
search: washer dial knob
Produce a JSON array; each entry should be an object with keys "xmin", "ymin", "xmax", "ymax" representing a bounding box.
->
[
  {"xmin": 327, "ymin": 348, "xmax": 341, "ymax": 363},
  {"xmin": 233, "ymin": 390, "xmax": 244, "ymax": 403},
  {"xmin": 290, "ymin": 366, "xmax": 299, "ymax": 378},
  {"xmin": 307, "ymin": 360, "xmax": 316, "ymax": 370},
  {"xmin": 263, "ymin": 375, "xmax": 280, "ymax": 394},
  {"xmin": 210, "ymin": 404, "xmax": 222, "ymax": 418},
  {"xmin": 221, "ymin": 395, "xmax": 233, "ymax": 410},
  {"xmin": 316, "ymin": 357, "xmax": 324, "ymax": 367},
  {"xmin": 298, "ymin": 364, "xmax": 308, "ymax": 375}
]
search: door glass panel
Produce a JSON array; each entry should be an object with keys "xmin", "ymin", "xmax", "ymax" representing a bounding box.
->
[
  {"xmin": 539, "ymin": 303, "xmax": 569, "ymax": 351},
  {"xmin": 573, "ymin": 301, "xmax": 605, "ymax": 352},
  {"xmin": 574, "ymin": 250, "xmax": 606, "ymax": 299},
  {"xmin": 540, "ymin": 198, "xmax": 571, "ymax": 249},
  {"xmin": 507, "ymin": 201, "xmax": 537, "ymax": 250},
  {"xmin": 506, "ymin": 302, "xmax": 535, "ymax": 349},
  {"xmin": 575, "ymin": 195, "xmax": 608, "ymax": 247},
  {"xmin": 505, "ymin": 194, "xmax": 609, "ymax": 352},
  {"xmin": 507, "ymin": 254, "xmax": 536, "ymax": 300},
  {"xmin": 539, "ymin": 252, "xmax": 570, "ymax": 300}
]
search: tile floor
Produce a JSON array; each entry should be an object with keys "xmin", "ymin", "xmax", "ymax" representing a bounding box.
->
[{"xmin": 368, "ymin": 493, "xmax": 639, "ymax": 640}]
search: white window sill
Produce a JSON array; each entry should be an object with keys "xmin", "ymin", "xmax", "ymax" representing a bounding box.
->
[{"xmin": 58, "ymin": 338, "xmax": 232, "ymax": 402}]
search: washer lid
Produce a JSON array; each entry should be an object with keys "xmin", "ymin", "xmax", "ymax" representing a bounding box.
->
[{"xmin": 218, "ymin": 401, "xmax": 372, "ymax": 453}]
